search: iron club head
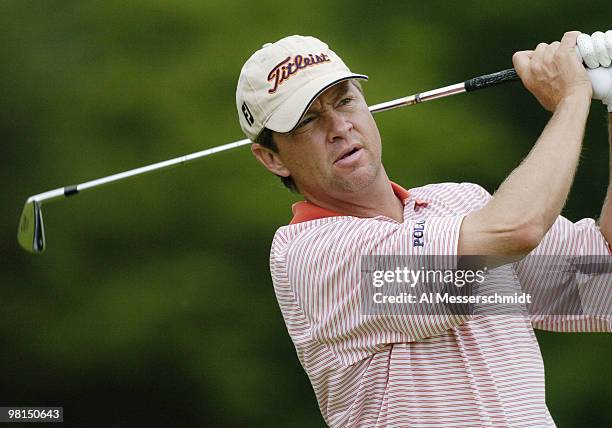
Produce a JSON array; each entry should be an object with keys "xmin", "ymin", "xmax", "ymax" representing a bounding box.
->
[{"xmin": 18, "ymin": 199, "xmax": 46, "ymax": 254}]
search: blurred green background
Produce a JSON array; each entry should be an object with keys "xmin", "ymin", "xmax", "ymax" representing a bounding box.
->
[{"xmin": 2, "ymin": 1, "xmax": 611, "ymax": 426}]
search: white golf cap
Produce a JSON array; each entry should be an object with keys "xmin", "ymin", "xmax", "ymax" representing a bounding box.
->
[{"xmin": 236, "ymin": 35, "xmax": 368, "ymax": 140}]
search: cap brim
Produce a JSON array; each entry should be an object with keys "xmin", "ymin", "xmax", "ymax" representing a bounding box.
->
[{"xmin": 265, "ymin": 71, "xmax": 368, "ymax": 134}]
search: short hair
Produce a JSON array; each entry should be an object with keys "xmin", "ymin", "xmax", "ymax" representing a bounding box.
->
[
  {"xmin": 254, "ymin": 79, "xmax": 364, "ymax": 194},
  {"xmin": 255, "ymin": 128, "xmax": 299, "ymax": 193}
]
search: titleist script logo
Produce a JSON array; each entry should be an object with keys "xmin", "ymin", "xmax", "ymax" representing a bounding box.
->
[{"xmin": 268, "ymin": 53, "xmax": 331, "ymax": 94}]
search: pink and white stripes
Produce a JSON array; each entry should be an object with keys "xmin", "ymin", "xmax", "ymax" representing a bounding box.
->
[{"xmin": 270, "ymin": 182, "xmax": 611, "ymax": 427}]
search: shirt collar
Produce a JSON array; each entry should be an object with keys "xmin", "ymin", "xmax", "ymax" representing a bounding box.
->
[{"xmin": 289, "ymin": 181, "xmax": 410, "ymax": 225}]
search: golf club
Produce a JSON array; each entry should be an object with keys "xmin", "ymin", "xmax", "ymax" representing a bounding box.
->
[{"xmin": 17, "ymin": 68, "xmax": 519, "ymax": 254}]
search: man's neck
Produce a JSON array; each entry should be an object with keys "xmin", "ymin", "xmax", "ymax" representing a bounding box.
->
[{"xmin": 302, "ymin": 171, "xmax": 405, "ymax": 223}]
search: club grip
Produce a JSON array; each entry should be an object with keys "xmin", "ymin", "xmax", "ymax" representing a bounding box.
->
[{"xmin": 464, "ymin": 68, "xmax": 519, "ymax": 92}]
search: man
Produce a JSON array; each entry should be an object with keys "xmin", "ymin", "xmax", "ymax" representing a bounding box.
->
[{"xmin": 236, "ymin": 33, "xmax": 611, "ymax": 427}]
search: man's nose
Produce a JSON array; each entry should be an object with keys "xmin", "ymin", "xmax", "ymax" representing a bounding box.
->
[{"xmin": 326, "ymin": 111, "xmax": 353, "ymax": 142}]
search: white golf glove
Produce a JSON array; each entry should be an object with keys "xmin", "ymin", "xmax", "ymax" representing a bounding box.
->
[
  {"xmin": 586, "ymin": 67, "xmax": 612, "ymax": 112},
  {"xmin": 576, "ymin": 31, "xmax": 612, "ymax": 112}
]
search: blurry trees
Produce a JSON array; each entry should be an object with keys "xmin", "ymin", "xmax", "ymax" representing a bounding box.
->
[{"xmin": 2, "ymin": 1, "xmax": 610, "ymax": 426}]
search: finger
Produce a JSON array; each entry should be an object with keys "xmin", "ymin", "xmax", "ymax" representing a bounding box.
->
[
  {"xmin": 574, "ymin": 45, "xmax": 583, "ymax": 63},
  {"xmin": 586, "ymin": 67, "xmax": 612, "ymax": 101},
  {"xmin": 577, "ymin": 33, "xmax": 599, "ymax": 68},
  {"xmin": 533, "ymin": 42, "xmax": 548, "ymax": 63},
  {"xmin": 544, "ymin": 41, "xmax": 560, "ymax": 64},
  {"xmin": 534, "ymin": 42, "xmax": 548, "ymax": 53},
  {"xmin": 591, "ymin": 31, "xmax": 611, "ymax": 67},
  {"xmin": 560, "ymin": 30, "xmax": 581, "ymax": 49},
  {"xmin": 605, "ymin": 30, "xmax": 612, "ymax": 60},
  {"xmin": 512, "ymin": 51, "xmax": 532, "ymax": 76}
]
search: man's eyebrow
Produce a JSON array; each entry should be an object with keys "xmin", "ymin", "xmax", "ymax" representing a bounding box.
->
[
  {"xmin": 305, "ymin": 82, "xmax": 353, "ymax": 115},
  {"xmin": 329, "ymin": 81, "xmax": 352, "ymax": 99}
]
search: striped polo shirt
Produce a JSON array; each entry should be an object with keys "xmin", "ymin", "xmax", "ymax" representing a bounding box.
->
[{"xmin": 270, "ymin": 181, "xmax": 611, "ymax": 427}]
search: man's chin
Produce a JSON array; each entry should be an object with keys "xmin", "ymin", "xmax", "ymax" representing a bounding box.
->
[{"xmin": 332, "ymin": 168, "xmax": 380, "ymax": 193}]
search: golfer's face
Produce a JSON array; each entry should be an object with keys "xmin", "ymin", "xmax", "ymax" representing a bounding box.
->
[{"xmin": 274, "ymin": 80, "xmax": 383, "ymax": 197}]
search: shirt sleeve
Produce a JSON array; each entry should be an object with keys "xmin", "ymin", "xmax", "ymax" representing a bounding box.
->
[
  {"xmin": 271, "ymin": 208, "xmax": 472, "ymax": 367},
  {"xmin": 514, "ymin": 216, "xmax": 612, "ymax": 332},
  {"xmin": 423, "ymin": 183, "xmax": 611, "ymax": 332}
]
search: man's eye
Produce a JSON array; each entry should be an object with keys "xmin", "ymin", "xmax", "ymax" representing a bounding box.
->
[
  {"xmin": 339, "ymin": 97, "xmax": 353, "ymax": 106},
  {"xmin": 298, "ymin": 116, "xmax": 314, "ymax": 128}
]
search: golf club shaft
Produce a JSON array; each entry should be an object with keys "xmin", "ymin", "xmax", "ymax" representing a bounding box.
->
[
  {"xmin": 25, "ymin": 68, "xmax": 519, "ymax": 206},
  {"xmin": 369, "ymin": 68, "xmax": 518, "ymax": 112}
]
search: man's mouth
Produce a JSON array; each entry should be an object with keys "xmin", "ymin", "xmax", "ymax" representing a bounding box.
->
[{"xmin": 334, "ymin": 146, "xmax": 362, "ymax": 165}]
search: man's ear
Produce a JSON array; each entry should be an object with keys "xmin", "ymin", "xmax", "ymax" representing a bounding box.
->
[{"xmin": 251, "ymin": 143, "xmax": 291, "ymax": 177}]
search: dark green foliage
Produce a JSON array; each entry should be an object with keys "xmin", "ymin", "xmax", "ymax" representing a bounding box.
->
[{"xmin": 2, "ymin": 1, "xmax": 611, "ymax": 426}]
